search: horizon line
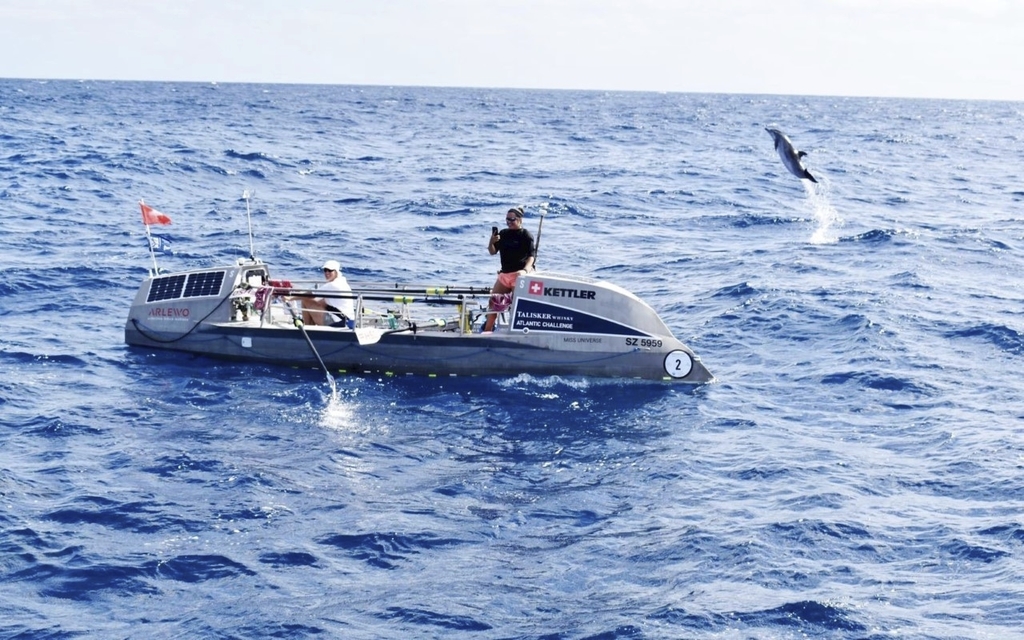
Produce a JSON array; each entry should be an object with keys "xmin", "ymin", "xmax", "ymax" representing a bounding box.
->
[{"xmin": 1, "ymin": 75, "xmax": 1020, "ymax": 105}]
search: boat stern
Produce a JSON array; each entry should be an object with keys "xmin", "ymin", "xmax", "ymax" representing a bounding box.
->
[{"xmin": 125, "ymin": 260, "xmax": 270, "ymax": 349}]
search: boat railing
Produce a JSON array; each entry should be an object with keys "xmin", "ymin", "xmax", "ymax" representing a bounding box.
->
[{"xmin": 251, "ymin": 281, "xmax": 494, "ymax": 336}]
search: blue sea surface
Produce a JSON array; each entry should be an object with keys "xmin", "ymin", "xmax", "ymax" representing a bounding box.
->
[{"xmin": 2, "ymin": 79, "xmax": 1023, "ymax": 639}]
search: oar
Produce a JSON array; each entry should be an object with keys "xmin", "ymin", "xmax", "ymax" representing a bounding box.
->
[
  {"xmin": 353, "ymin": 318, "xmax": 445, "ymax": 346},
  {"xmin": 354, "ymin": 326, "xmax": 412, "ymax": 346},
  {"xmin": 284, "ymin": 302, "xmax": 334, "ymax": 386},
  {"xmin": 362, "ymin": 285, "xmax": 492, "ymax": 296},
  {"xmin": 289, "ymin": 291, "xmax": 470, "ymax": 306},
  {"xmin": 533, "ymin": 205, "xmax": 547, "ymax": 268}
]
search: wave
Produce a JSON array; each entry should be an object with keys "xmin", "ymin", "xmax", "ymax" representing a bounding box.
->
[
  {"xmin": 710, "ymin": 281, "xmax": 760, "ymax": 299},
  {"xmin": 17, "ymin": 415, "xmax": 103, "ymax": 437},
  {"xmin": 737, "ymin": 600, "xmax": 865, "ymax": 632},
  {"xmin": 223, "ymin": 149, "xmax": 294, "ymax": 168},
  {"xmin": 378, "ymin": 607, "xmax": 492, "ymax": 632},
  {"xmin": 729, "ymin": 212, "xmax": 801, "ymax": 228},
  {"xmin": 978, "ymin": 523, "xmax": 1024, "ymax": 543},
  {"xmin": 9, "ymin": 552, "xmax": 255, "ymax": 601},
  {"xmin": 258, "ymin": 551, "xmax": 319, "ymax": 568},
  {"xmin": 820, "ymin": 370, "xmax": 932, "ymax": 394},
  {"xmin": 840, "ymin": 228, "xmax": 906, "ymax": 243},
  {"xmin": 317, "ymin": 531, "xmax": 466, "ymax": 570},
  {"xmin": 44, "ymin": 496, "xmax": 206, "ymax": 534},
  {"xmin": 945, "ymin": 322, "xmax": 1023, "ymax": 355},
  {"xmin": 0, "ymin": 351, "xmax": 90, "ymax": 367},
  {"xmin": 651, "ymin": 600, "xmax": 864, "ymax": 633},
  {"xmin": 940, "ymin": 539, "xmax": 1009, "ymax": 563}
]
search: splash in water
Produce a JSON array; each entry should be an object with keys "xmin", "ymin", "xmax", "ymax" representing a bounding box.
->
[
  {"xmin": 804, "ymin": 179, "xmax": 842, "ymax": 244},
  {"xmin": 320, "ymin": 383, "xmax": 358, "ymax": 430}
]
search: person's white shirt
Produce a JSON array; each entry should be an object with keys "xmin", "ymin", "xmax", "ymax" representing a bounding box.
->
[{"xmin": 318, "ymin": 273, "xmax": 354, "ymax": 323}]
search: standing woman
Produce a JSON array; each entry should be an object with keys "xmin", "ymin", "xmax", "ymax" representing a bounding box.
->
[{"xmin": 483, "ymin": 206, "xmax": 535, "ymax": 332}]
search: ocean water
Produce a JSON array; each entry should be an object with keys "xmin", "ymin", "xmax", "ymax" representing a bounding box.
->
[{"xmin": 2, "ymin": 79, "xmax": 1023, "ymax": 639}]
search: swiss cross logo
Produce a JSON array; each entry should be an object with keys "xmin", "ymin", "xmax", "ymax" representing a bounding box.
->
[{"xmin": 528, "ymin": 280, "xmax": 544, "ymax": 295}]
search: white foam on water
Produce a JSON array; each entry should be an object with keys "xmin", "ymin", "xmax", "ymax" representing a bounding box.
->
[
  {"xmin": 804, "ymin": 178, "xmax": 842, "ymax": 245},
  {"xmin": 320, "ymin": 387, "xmax": 358, "ymax": 430}
]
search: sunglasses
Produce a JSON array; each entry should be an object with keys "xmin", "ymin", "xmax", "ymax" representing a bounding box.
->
[
  {"xmin": 323, "ymin": 268, "xmax": 335, "ymax": 273},
  {"xmin": 506, "ymin": 217, "xmax": 519, "ymax": 222}
]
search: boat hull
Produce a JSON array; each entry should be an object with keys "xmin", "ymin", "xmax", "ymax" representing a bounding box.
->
[
  {"xmin": 124, "ymin": 261, "xmax": 713, "ymax": 383},
  {"xmin": 125, "ymin": 321, "xmax": 713, "ymax": 382}
]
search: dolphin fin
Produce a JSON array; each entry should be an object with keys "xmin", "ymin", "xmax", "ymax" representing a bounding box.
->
[{"xmin": 797, "ymin": 150, "xmax": 807, "ymax": 159}]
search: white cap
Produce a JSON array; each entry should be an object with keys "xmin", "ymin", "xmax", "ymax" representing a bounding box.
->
[{"xmin": 322, "ymin": 260, "xmax": 341, "ymax": 272}]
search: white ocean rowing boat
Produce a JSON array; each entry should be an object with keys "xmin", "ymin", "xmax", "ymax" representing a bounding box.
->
[{"xmin": 124, "ymin": 258, "xmax": 713, "ymax": 383}]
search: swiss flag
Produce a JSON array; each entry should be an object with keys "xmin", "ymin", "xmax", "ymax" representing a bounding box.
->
[
  {"xmin": 140, "ymin": 201, "xmax": 172, "ymax": 225},
  {"xmin": 528, "ymin": 280, "xmax": 544, "ymax": 295}
]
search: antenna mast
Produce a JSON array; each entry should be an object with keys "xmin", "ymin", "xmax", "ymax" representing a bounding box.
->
[{"xmin": 243, "ymin": 189, "xmax": 256, "ymax": 260}]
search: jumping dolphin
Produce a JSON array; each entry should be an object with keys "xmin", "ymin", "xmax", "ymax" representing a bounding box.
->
[{"xmin": 765, "ymin": 127, "xmax": 817, "ymax": 183}]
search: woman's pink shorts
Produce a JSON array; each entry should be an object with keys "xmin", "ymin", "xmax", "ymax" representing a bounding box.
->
[{"xmin": 496, "ymin": 271, "xmax": 519, "ymax": 289}]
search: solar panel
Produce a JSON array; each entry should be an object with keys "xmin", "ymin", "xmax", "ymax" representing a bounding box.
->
[
  {"xmin": 147, "ymin": 274, "xmax": 186, "ymax": 302},
  {"xmin": 146, "ymin": 271, "xmax": 225, "ymax": 303},
  {"xmin": 184, "ymin": 271, "xmax": 225, "ymax": 298}
]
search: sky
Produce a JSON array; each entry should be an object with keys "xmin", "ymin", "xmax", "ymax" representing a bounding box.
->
[{"xmin": 1, "ymin": 0, "xmax": 1022, "ymax": 101}]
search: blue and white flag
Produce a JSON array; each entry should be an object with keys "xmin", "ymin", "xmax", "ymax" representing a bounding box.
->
[{"xmin": 148, "ymin": 235, "xmax": 172, "ymax": 254}]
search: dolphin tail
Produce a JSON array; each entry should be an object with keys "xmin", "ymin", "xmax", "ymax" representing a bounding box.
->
[{"xmin": 804, "ymin": 170, "xmax": 818, "ymax": 184}]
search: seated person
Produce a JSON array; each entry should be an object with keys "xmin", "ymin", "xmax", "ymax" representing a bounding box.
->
[
  {"xmin": 301, "ymin": 260, "xmax": 355, "ymax": 326},
  {"xmin": 483, "ymin": 206, "xmax": 536, "ymax": 332}
]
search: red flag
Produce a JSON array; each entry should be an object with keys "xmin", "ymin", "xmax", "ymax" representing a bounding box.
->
[{"xmin": 140, "ymin": 201, "xmax": 172, "ymax": 225}]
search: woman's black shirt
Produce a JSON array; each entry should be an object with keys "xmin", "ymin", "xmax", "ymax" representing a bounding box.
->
[{"xmin": 496, "ymin": 228, "xmax": 536, "ymax": 273}]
